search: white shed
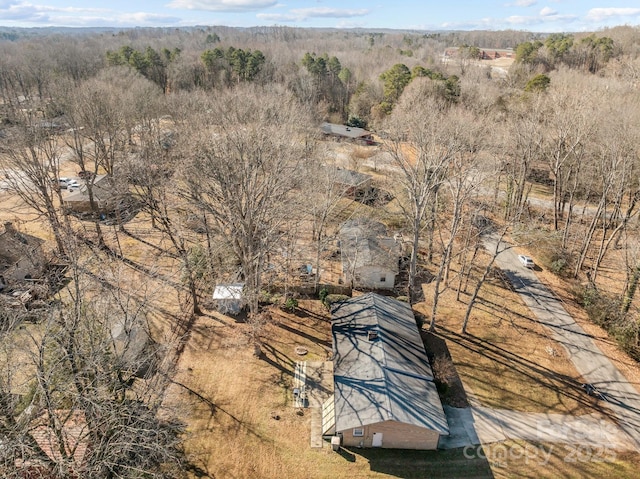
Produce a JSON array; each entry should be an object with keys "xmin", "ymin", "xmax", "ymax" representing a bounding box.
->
[{"xmin": 212, "ymin": 283, "xmax": 245, "ymax": 315}]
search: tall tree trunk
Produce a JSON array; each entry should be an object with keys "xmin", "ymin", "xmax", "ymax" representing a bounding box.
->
[{"xmin": 622, "ymin": 263, "xmax": 640, "ymax": 315}]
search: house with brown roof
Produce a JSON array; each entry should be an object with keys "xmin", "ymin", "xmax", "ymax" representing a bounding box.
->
[{"xmin": 14, "ymin": 409, "xmax": 88, "ymax": 478}]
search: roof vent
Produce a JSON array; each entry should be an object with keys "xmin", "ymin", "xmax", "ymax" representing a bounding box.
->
[{"xmin": 368, "ymin": 331, "xmax": 379, "ymax": 341}]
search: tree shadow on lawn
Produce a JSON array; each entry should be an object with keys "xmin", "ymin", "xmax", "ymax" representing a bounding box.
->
[
  {"xmin": 343, "ymin": 446, "xmax": 494, "ymax": 479},
  {"xmin": 260, "ymin": 342, "xmax": 295, "ymax": 377},
  {"xmin": 272, "ymin": 315, "xmax": 332, "ymax": 347},
  {"xmin": 437, "ymin": 326, "xmax": 613, "ymax": 416},
  {"xmin": 171, "ymin": 377, "xmax": 265, "ymax": 440},
  {"xmin": 121, "ymin": 225, "xmax": 174, "ymax": 256},
  {"xmin": 293, "ymin": 307, "xmax": 325, "ymax": 321}
]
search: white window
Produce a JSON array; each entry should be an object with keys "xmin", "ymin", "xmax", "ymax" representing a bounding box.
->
[{"xmin": 353, "ymin": 428, "xmax": 364, "ymax": 437}]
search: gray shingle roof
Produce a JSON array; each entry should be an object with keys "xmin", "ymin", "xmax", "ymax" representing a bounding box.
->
[
  {"xmin": 339, "ymin": 219, "xmax": 399, "ymax": 273},
  {"xmin": 64, "ymin": 174, "xmax": 116, "ymax": 204},
  {"xmin": 331, "ymin": 293, "xmax": 449, "ymax": 434},
  {"xmin": 333, "ymin": 168, "xmax": 372, "ymax": 188},
  {"xmin": 321, "ymin": 122, "xmax": 372, "ymax": 139}
]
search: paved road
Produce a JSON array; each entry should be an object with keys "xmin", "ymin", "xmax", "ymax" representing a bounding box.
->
[{"xmin": 486, "ymin": 234, "xmax": 640, "ymax": 450}]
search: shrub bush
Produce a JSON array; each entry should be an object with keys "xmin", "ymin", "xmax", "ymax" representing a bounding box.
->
[
  {"xmin": 323, "ymin": 294, "xmax": 350, "ymax": 309},
  {"xmin": 284, "ymin": 297, "xmax": 298, "ymax": 312},
  {"xmin": 318, "ymin": 287, "xmax": 329, "ymax": 304},
  {"xmin": 514, "ymin": 227, "xmax": 573, "ymax": 277},
  {"xmin": 571, "ymin": 283, "xmax": 639, "ymax": 361}
]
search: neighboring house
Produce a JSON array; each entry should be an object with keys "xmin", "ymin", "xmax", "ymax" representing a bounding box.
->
[
  {"xmin": 443, "ymin": 47, "xmax": 515, "ymax": 60},
  {"xmin": 15, "ymin": 409, "xmax": 88, "ymax": 477},
  {"xmin": 323, "ymin": 293, "xmax": 449, "ymax": 449},
  {"xmin": 321, "ymin": 123, "xmax": 374, "ymax": 145},
  {"xmin": 333, "ymin": 168, "xmax": 373, "ymax": 199},
  {"xmin": 339, "ymin": 218, "xmax": 400, "ymax": 290},
  {"xmin": 63, "ymin": 174, "xmax": 123, "ymax": 213},
  {"xmin": 212, "ymin": 283, "xmax": 245, "ymax": 315},
  {"xmin": 0, "ymin": 222, "xmax": 45, "ymax": 289}
]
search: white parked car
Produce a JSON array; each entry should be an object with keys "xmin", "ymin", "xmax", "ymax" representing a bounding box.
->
[
  {"xmin": 58, "ymin": 178, "xmax": 79, "ymax": 190},
  {"xmin": 518, "ymin": 254, "xmax": 535, "ymax": 269}
]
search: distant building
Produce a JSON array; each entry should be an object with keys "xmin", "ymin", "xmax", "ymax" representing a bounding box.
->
[
  {"xmin": 339, "ymin": 218, "xmax": 400, "ymax": 290},
  {"xmin": 443, "ymin": 47, "xmax": 515, "ymax": 60},
  {"xmin": 63, "ymin": 174, "xmax": 125, "ymax": 213},
  {"xmin": 321, "ymin": 122, "xmax": 374, "ymax": 144},
  {"xmin": 323, "ymin": 293, "xmax": 449, "ymax": 449},
  {"xmin": 333, "ymin": 168, "xmax": 373, "ymax": 199}
]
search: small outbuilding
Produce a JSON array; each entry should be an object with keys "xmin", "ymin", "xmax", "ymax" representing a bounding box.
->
[
  {"xmin": 110, "ymin": 316, "xmax": 158, "ymax": 379},
  {"xmin": 324, "ymin": 293, "xmax": 449, "ymax": 450},
  {"xmin": 212, "ymin": 283, "xmax": 245, "ymax": 315}
]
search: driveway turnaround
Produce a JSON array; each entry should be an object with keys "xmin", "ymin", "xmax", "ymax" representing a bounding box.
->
[
  {"xmin": 486, "ymin": 234, "xmax": 640, "ymax": 450},
  {"xmin": 440, "ymin": 404, "xmax": 634, "ymax": 451}
]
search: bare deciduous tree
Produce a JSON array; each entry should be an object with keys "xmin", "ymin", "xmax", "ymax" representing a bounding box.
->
[
  {"xmin": 383, "ymin": 84, "xmax": 475, "ymax": 303},
  {"xmin": 181, "ymin": 85, "xmax": 313, "ymax": 317},
  {"xmin": 0, "ymin": 262, "xmax": 186, "ymax": 479},
  {"xmin": 0, "ymin": 113, "xmax": 71, "ymax": 256}
]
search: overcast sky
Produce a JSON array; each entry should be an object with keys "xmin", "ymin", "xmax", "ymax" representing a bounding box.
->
[{"xmin": 0, "ymin": 0, "xmax": 639, "ymax": 32}]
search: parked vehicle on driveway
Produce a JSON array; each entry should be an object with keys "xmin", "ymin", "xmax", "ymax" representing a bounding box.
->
[
  {"xmin": 518, "ymin": 254, "xmax": 535, "ymax": 269},
  {"xmin": 58, "ymin": 178, "xmax": 79, "ymax": 190}
]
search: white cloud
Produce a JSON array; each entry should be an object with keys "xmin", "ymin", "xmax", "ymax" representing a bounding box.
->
[
  {"xmin": 505, "ymin": 15, "xmax": 531, "ymax": 25},
  {"xmin": 290, "ymin": 7, "xmax": 369, "ymax": 18},
  {"xmin": 256, "ymin": 12, "xmax": 296, "ymax": 21},
  {"xmin": 504, "ymin": 12, "xmax": 577, "ymax": 26},
  {"xmin": 257, "ymin": 7, "xmax": 370, "ymax": 23},
  {"xmin": 539, "ymin": 6, "xmax": 556, "ymax": 16},
  {"xmin": 504, "ymin": 0, "xmax": 536, "ymax": 7},
  {"xmin": 0, "ymin": 4, "xmax": 48, "ymax": 22},
  {"xmin": 167, "ymin": 0, "xmax": 277, "ymax": 12},
  {"xmin": 0, "ymin": 2, "xmax": 181, "ymax": 26},
  {"xmin": 585, "ymin": 8, "xmax": 640, "ymax": 22},
  {"xmin": 117, "ymin": 12, "xmax": 183, "ymax": 25}
]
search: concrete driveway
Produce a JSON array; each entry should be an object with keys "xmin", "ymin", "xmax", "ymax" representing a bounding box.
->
[
  {"xmin": 485, "ymin": 234, "xmax": 640, "ymax": 450},
  {"xmin": 440, "ymin": 405, "xmax": 634, "ymax": 451}
]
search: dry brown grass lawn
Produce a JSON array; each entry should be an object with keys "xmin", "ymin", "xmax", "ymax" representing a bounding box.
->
[
  {"xmin": 4, "ymin": 152, "xmax": 640, "ymax": 478},
  {"xmin": 416, "ymin": 253, "xmax": 593, "ymax": 415},
  {"xmin": 162, "ymin": 301, "xmax": 495, "ymax": 479}
]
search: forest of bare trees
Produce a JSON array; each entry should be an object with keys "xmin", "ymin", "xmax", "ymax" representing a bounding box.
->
[{"xmin": 1, "ymin": 24, "xmax": 640, "ymax": 477}]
